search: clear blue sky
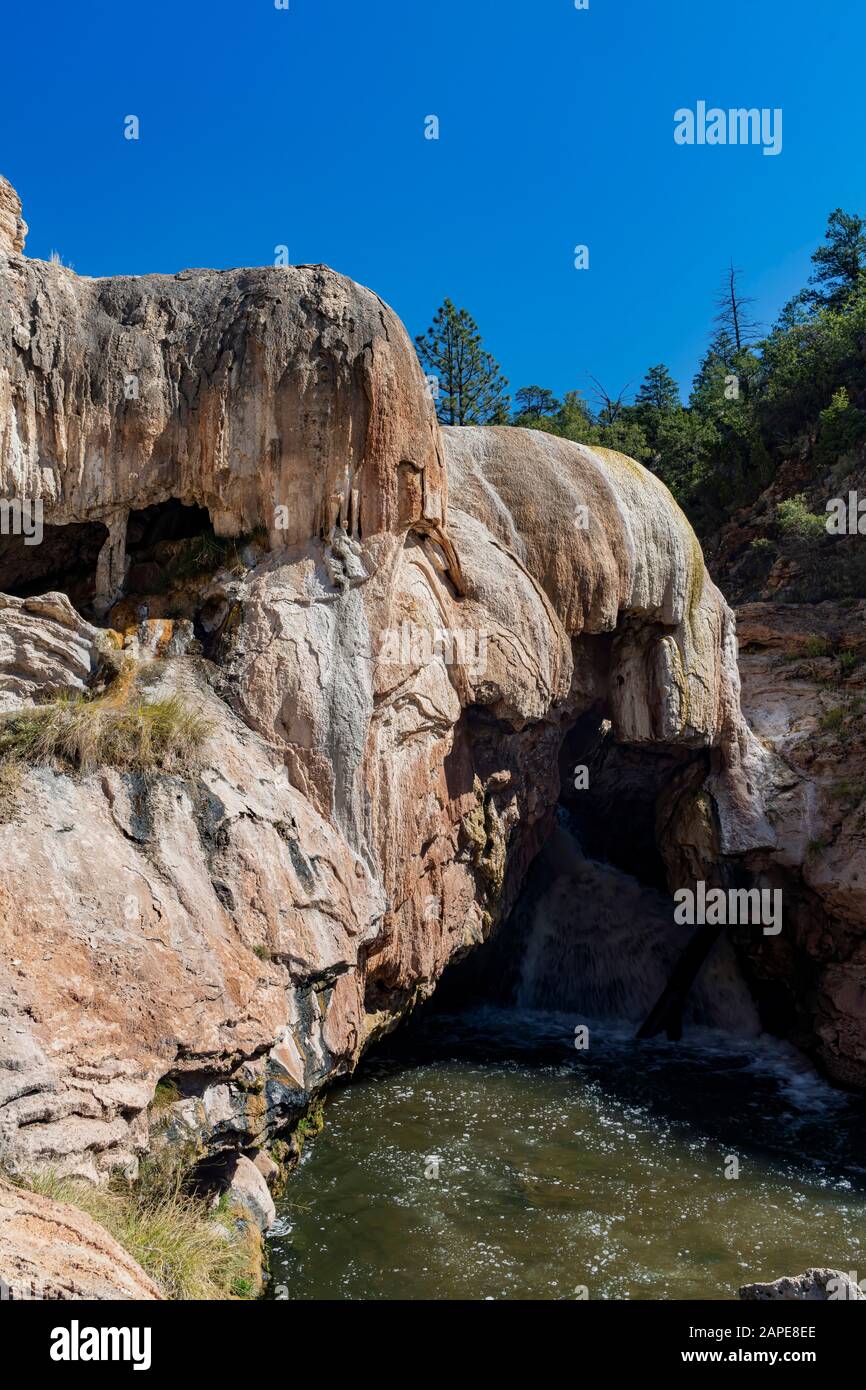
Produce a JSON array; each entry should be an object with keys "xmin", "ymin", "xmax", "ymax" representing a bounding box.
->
[{"xmin": 3, "ymin": 0, "xmax": 864, "ymax": 406}]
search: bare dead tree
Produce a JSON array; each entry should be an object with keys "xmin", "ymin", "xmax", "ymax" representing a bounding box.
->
[
  {"xmin": 587, "ymin": 374, "xmax": 633, "ymax": 427},
  {"xmin": 713, "ymin": 262, "xmax": 760, "ymax": 353}
]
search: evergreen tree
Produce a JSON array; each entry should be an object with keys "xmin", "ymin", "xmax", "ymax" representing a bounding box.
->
[
  {"xmin": 807, "ymin": 208, "xmax": 866, "ymax": 309},
  {"xmin": 415, "ymin": 300, "xmax": 510, "ymax": 425},
  {"xmin": 514, "ymin": 385, "xmax": 560, "ymax": 419},
  {"xmin": 513, "ymin": 385, "xmax": 561, "ymax": 419},
  {"xmin": 635, "ymin": 364, "xmax": 680, "ymax": 414}
]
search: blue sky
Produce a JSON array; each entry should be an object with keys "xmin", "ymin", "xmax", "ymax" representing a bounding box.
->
[{"xmin": 3, "ymin": 0, "xmax": 865, "ymax": 407}]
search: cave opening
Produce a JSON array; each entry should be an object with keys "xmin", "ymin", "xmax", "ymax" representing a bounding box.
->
[
  {"xmin": 0, "ymin": 497, "xmax": 241, "ymax": 645},
  {"xmin": 408, "ymin": 707, "xmax": 784, "ymax": 1052},
  {"xmin": 0, "ymin": 518, "xmax": 109, "ymax": 610},
  {"xmin": 123, "ymin": 500, "xmax": 216, "ymax": 598}
]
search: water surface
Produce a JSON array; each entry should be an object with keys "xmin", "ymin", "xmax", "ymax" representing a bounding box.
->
[{"xmin": 268, "ymin": 1007, "xmax": 866, "ymax": 1301}]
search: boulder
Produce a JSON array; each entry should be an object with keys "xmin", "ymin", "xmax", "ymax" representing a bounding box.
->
[
  {"xmin": 739, "ymin": 1268, "xmax": 865, "ymax": 1300},
  {"xmin": 0, "ymin": 1178, "xmax": 160, "ymax": 1300}
]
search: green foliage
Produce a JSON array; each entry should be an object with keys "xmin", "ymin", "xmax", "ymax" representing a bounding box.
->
[
  {"xmin": 415, "ymin": 300, "xmax": 510, "ymax": 425},
  {"xmin": 839, "ymin": 648, "xmax": 859, "ymax": 678},
  {"xmin": 151, "ymin": 1079, "xmax": 181, "ymax": 1112},
  {"xmin": 815, "ymin": 387, "xmax": 866, "ymax": 466},
  {"xmin": 807, "ymin": 208, "xmax": 866, "ymax": 309},
  {"xmin": 635, "ymin": 363, "xmax": 680, "ymax": 415},
  {"xmin": 776, "ymin": 494, "xmax": 827, "ymax": 544},
  {"xmin": 514, "ymin": 384, "xmax": 561, "ymax": 420},
  {"xmin": 803, "ymin": 636, "xmax": 832, "ymax": 658}
]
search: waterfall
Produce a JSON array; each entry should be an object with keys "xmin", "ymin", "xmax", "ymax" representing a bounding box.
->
[{"xmin": 516, "ymin": 823, "xmax": 762, "ymax": 1037}]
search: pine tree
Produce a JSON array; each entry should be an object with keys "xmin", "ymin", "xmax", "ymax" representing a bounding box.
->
[
  {"xmin": 415, "ymin": 301, "xmax": 510, "ymax": 425},
  {"xmin": 635, "ymin": 364, "xmax": 680, "ymax": 414},
  {"xmin": 807, "ymin": 208, "xmax": 866, "ymax": 309},
  {"xmin": 514, "ymin": 385, "xmax": 561, "ymax": 420}
]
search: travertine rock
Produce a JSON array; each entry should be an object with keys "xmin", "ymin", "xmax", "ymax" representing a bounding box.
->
[
  {"xmin": 0, "ymin": 591, "xmax": 105, "ymax": 710},
  {"xmin": 0, "ymin": 177, "xmax": 26, "ymax": 257},
  {"xmin": 0, "ymin": 211, "xmax": 450, "ymax": 612},
  {"xmin": 0, "ymin": 1178, "xmax": 160, "ymax": 1300},
  {"xmin": 0, "ymin": 176, "xmax": 784, "ymax": 1184}
]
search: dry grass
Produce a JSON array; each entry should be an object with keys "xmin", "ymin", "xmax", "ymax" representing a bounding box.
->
[
  {"xmin": 10, "ymin": 1166, "xmax": 250, "ymax": 1301},
  {"xmin": 0, "ymin": 758, "xmax": 22, "ymax": 822},
  {"xmin": 0, "ymin": 693, "xmax": 213, "ymax": 775}
]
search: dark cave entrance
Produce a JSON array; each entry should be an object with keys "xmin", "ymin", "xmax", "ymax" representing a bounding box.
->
[
  {"xmin": 0, "ymin": 498, "xmax": 231, "ymax": 638},
  {"xmin": 0, "ymin": 518, "xmax": 109, "ymax": 610},
  {"xmin": 123, "ymin": 500, "xmax": 216, "ymax": 598},
  {"xmin": 410, "ymin": 705, "xmax": 790, "ymax": 1050}
]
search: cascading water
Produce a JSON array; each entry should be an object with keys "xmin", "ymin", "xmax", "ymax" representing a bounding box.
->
[{"xmin": 515, "ymin": 821, "xmax": 762, "ymax": 1037}]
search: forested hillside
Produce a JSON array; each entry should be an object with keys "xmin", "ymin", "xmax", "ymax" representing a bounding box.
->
[{"xmin": 417, "ymin": 209, "xmax": 866, "ymax": 604}]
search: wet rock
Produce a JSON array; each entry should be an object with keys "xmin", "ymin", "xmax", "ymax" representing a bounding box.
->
[
  {"xmin": 739, "ymin": 1268, "xmax": 865, "ymax": 1300},
  {"xmin": 226, "ymin": 1154, "xmax": 275, "ymax": 1233}
]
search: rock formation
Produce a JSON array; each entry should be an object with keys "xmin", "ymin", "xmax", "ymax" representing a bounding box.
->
[
  {"xmin": 0, "ymin": 178, "xmax": 26, "ymax": 258},
  {"xmin": 0, "ymin": 1178, "xmax": 160, "ymax": 1300},
  {"xmin": 732, "ymin": 600, "xmax": 866, "ymax": 1085},
  {"xmin": 0, "ymin": 173, "xmax": 853, "ymax": 1208},
  {"xmin": 739, "ymin": 1268, "xmax": 864, "ymax": 1300}
]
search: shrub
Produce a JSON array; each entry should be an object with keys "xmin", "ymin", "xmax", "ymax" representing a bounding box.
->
[
  {"xmin": 819, "ymin": 705, "xmax": 847, "ymax": 734},
  {"xmin": 777, "ymin": 493, "xmax": 827, "ymax": 544},
  {"xmin": 803, "ymin": 636, "xmax": 832, "ymax": 658},
  {"xmin": 0, "ymin": 759, "xmax": 22, "ymax": 822},
  {"xmin": 0, "ymin": 694, "xmax": 213, "ymax": 774},
  {"xmin": 815, "ymin": 387, "xmax": 866, "ymax": 466},
  {"xmin": 839, "ymin": 649, "xmax": 859, "ymax": 678}
]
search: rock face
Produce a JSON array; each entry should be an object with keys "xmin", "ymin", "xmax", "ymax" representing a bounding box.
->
[
  {"xmin": 739, "ymin": 1268, "xmax": 865, "ymax": 1301},
  {"xmin": 0, "ymin": 1179, "xmax": 160, "ymax": 1300},
  {"xmin": 0, "ymin": 592, "xmax": 108, "ymax": 711},
  {"xmin": 0, "ymin": 175, "xmax": 815, "ymax": 1188},
  {"xmin": 0, "ymin": 238, "xmax": 449, "ymax": 615},
  {"xmin": 0, "ymin": 177, "xmax": 26, "ymax": 257},
  {"xmin": 731, "ymin": 600, "xmax": 866, "ymax": 1085}
]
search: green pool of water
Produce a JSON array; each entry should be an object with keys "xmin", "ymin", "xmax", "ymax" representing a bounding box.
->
[{"xmin": 267, "ymin": 1008, "xmax": 866, "ymax": 1301}]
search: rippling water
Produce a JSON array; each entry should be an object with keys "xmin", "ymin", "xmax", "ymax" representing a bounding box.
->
[{"xmin": 267, "ymin": 1007, "xmax": 866, "ymax": 1301}]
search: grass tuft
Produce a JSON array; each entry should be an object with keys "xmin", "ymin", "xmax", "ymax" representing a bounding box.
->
[
  {"xmin": 0, "ymin": 759, "xmax": 22, "ymax": 822},
  {"xmin": 0, "ymin": 693, "xmax": 213, "ymax": 775},
  {"xmin": 7, "ymin": 1166, "xmax": 251, "ymax": 1301}
]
